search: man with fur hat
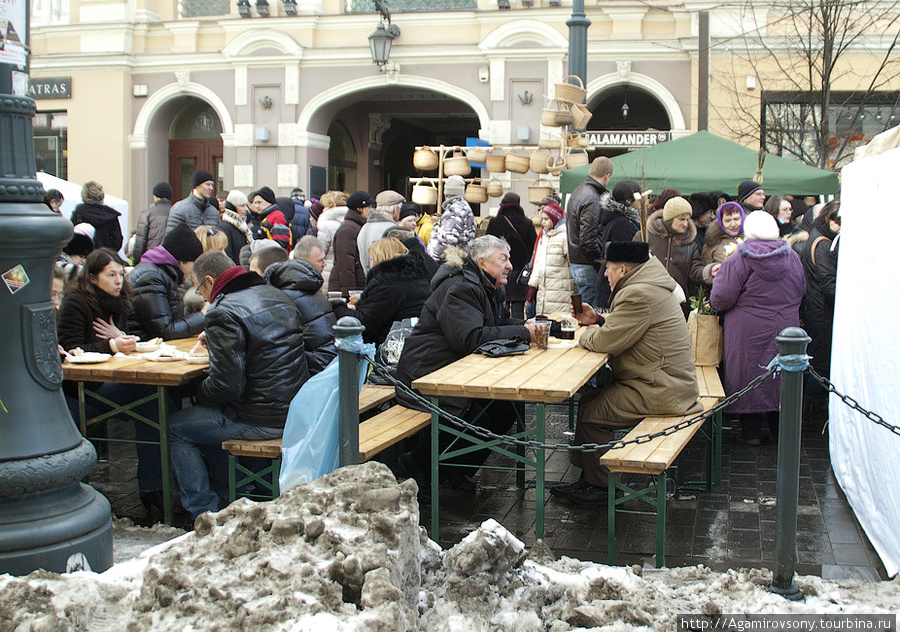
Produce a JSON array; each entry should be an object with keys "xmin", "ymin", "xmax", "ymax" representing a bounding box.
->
[
  {"xmin": 219, "ymin": 190, "xmax": 254, "ymax": 265},
  {"xmin": 329, "ymin": 190, "xmax": 375, "ymax": 295},
  {"xmin": 427, "ymin": 175, "xmax": 476, "ymax": 261},
  {"xmin": 133, "ymin": 182, "xmax": 174, "ymax": 264},
  {"xmin": 737, "ymin": 180, "xmax": 766, "ymax": 214},
  {"xmin": 567, "ymin": 156, "xmax": 615, "ymax": 307},
  {"xmin": 552, "ymin": 241, "xmax": 702, "ymax": 504},
  {"xmin": 358, "ymin": 189, "xmax": 405, "ymax": 272},
  {"xmin": 166, "ymin": 169, "xmax": 219, "ymax": 235},
  {"xmin": 128, "ymin": 222, "xmax": 207, "ymax": 340}
]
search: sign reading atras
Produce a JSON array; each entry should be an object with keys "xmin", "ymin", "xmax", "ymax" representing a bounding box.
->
[
  {"xmin": 29, "ymin": 77, "xmax": 71, "ymax": 99},
  {"xmin": 586, "ymin": 130, "xmax": 670, "ymax": 149}
]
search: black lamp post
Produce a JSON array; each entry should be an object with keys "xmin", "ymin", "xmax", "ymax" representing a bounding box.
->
[{"xmin": 0, "ymin": 0, "xmax": 112, "ymax": 574}]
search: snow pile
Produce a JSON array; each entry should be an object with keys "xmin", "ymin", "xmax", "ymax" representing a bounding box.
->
[{"xmin": 1, "ymin": 462, "xmax": 899, "ymax": 632}]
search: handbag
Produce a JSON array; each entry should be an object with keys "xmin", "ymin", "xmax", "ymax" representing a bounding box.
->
[
  {"xmin": 516, "ymin": 262, "xmax": 533, "ymax": 286},
  {"xmin": 474, "ymin": 338, "xmax": 531, "ymax": 358}
]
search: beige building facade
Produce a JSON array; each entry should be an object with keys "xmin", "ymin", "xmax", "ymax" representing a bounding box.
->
[{"xmin": 30, "ymin": 0, "xmax": 900, "ymax": 224}]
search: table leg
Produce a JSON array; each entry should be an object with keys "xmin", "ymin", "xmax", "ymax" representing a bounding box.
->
[
  {"xmin": 535, "ymin": 402, "xmax": 545, "ymax": 540},
  {"xmin": 607, "ymin": 475, "xmax": 616, "ymax": 565},
  {"xmin": 157, "ymin": 386, "xmax": 173, "ymax": 526},
  {"xmin": 656, "ymin": 475, "xmax": 667, "ymax": 568},
  {"xmin": 430, "ymin": 397, "xmax": 440, "ymax": 542},
  {"xmin": 77, "ymin": 381, "xmax": 87, "ymax": 436}
]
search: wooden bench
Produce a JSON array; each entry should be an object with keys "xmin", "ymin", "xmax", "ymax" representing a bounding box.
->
[
  {"xmin": 221, "ymin": 393, "xmax": 430, "ymax": 503},
  {"xmin": 599, "ymin": 397, "xmax": 719, "ymax": 568},
  {"xmin": 695, "ymin": 365, "xmax": 726, "ymax": 487}
]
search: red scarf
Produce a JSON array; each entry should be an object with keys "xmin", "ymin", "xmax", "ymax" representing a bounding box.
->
[{"xmin": 209, "ymin": 266, "xmax": 247, "ymax": 302}]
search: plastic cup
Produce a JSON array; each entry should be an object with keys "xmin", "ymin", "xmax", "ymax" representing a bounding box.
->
[
  {"xmin": 533, "ymin": 321, "xmax": 551, "ymax": 350},
  {"xmin": 348, "ymin": 290, "xmax": 362, "ymax": 305},
  {"xmin": 327, "ymin": 291, "xmax": 345, "ymax": 303},
  {"xmin": 560, "ymin": 319, "xmax": 576, "ymax": 340}
]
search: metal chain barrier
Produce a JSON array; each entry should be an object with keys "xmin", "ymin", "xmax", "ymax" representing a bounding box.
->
[
  {"xmin": 368, "ymin": 356, "xmax": 778, "ymax": 453},
  {"xmin": 806, "ymin": 367, "xmax": 900, "ymax": 437}
]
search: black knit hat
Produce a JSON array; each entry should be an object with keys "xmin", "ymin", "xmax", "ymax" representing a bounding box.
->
[
  {"xmin": 398, "ymin": 202, "xmax": 420, "ymax": 222},
  {"xmin": 737, "ymin": 180, "xmax": 763, "ymax": 204},
  {"xmin": 347, "ymin": 191, "xmax": 375, "ymax": 210},
  {"xmin": 190, "ymin": 169, "xmax": 215, "ymax": 189},
  {"xmin": 63, "ymin": 233, "xmax": 94, "ymax": 257},
  {"xmin": 162, "ymin": 222, "xmax": 204, "ymax": 262},
  {"xmin": 500, "ymin": 192, "xmax": 521, "ymax": 207},
  {"xmin": 790, "ymin": 198, "xmax": 809, "ymax": 221},
  {"xmin": 251, "ymin": 186, "xmax": 276, "ymax": 206},
  {"xmin": 602, "ymin": 241, "xmax": 650, "ymax": 264},
  {"xmin": 152, "ymin": 182, "xmax": 173, "ymax": 200}
]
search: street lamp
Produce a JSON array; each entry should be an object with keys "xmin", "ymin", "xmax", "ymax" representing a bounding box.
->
[
  {"xmin": 256, "ymin": 0, "xmax": 269, "ymax": 16},
  {"xmin": 369, "ymin": 21, "xmax": 400, "ymax": 67},
  {"xmin": 237, "ymin": 0, "xmax": 251, "ymax": 17}
]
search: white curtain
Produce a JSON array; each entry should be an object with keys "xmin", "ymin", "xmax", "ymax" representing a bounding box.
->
[{"xmin": 832, "ymin": 148, "xmax": 900, "ymax": 578}]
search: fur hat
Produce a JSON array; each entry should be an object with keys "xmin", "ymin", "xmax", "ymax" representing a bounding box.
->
[
  {"xmin": 190, "ymin": 169, "xmax": 215, "ymax": 189},
  {"xmin": 375, "ymin": 190, "xmax": 406, "ymax": 207},
  {"xmin": 226, "ymin": 190, "xmax": 249, "ymax": 208},
  {"xmin": 737, "ymin": 180, "xmax": 763, "ymax": 204},
  {"xmin": 604, "ymin": 241, "xmax": 650, "ymax": 264},
  {"xmin": 347, "ymin": 191, "xmax": 375, "ymax": 210},
  {"xmin": 443, "ymin": 175, "xmax": 466, "ymax": 197},
  {"xmin": 251, "ymin": 186, "xmax": 276, "ymax": 206},
  {"xmin": 63, "ymin": 233, "xmax": 94, "ymax": 257},
  {"xmin": 541, "ymin": 203, "xmax": 565, "ymax": 228},
  {"xmin": 743, "ymin": 211, "xmax": 779, "ymax": 241},
  {"xmin": 152, "ymin": 182, "xmax": 173, "ymax": 200},
  {"xmin": 162, "ymin": 222, "xmax": 204, "ymax": 262},
  {"xmin": 662, "ymin": 196, "xmax": 692, "ymax": 222},
  {"xmin": 539, "ymin": 193, "xmax": 562, "ymax": 207},
  {"xmin": 73, "ymin": 223, "xmax": 95, "ymax": 239}
]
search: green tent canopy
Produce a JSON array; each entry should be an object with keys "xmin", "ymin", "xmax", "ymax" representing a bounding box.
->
[{"xmin": 559, "ymin": 130, "xmax": 840, "ymax": 197}]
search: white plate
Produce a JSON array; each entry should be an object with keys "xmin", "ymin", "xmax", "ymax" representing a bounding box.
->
[
  {"xmin": 186, "ymin": 356, "xmax": 209, "ymax": 365},
  {"xmin": 135, "ymin": 342, "xmax": 161, "ymax": 353},
  {"xmin": 66, "ymin": 352, "xmax": 112, "ymax": 364},
  {"xmin": 547, "ymin": 340, "xmax": 577, "ymax": 349},
  {"xmin": 146, "ymin": 354, "xmax": 184, "ymax": 362}
]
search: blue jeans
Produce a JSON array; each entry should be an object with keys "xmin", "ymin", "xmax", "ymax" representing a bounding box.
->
[
  {"xmin": 570, "ymin": 263, "xmax": 598, "ymax": 308},
  {"xmin": 169, "ymin": 404, "xmax": 282, "ymax": 518}
]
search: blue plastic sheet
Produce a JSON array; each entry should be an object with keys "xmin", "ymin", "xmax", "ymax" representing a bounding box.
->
[{"xmin": 279, "ymin": 356, "xmax": 369, "ymax": 492}]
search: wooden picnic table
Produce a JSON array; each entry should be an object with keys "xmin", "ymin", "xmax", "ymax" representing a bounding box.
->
[
  {"xmin": 63, "ymin": 336, "xmax": 208, "ymax": 525},
  {"xmin": 412, "ymin": 334, "xmax": 608, "ymax": 540}
]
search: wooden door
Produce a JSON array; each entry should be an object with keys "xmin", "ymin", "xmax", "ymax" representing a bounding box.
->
[{"xmin": 168, "ymin": 139, "xmax": 224, "ymax": 200}]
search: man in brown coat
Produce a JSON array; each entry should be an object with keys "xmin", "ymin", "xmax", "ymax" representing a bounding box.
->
[
  {"xmin": 328, "ymin": 190, "xmax": 374, "ymax": 295},
  {"xmin": 552, "ymin": 241, "xmax": 702, "ymax": 504}
]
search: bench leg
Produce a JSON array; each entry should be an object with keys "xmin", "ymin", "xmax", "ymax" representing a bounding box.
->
[
  {"xmin": 713, "ymin": 410, "xmax": 723, "ymax": 486},
  {"xmin": 656, "ymin": 475, "xmax": 666, "ymax": 568},
  {"xmin": 430, "ymin": 398, "xmax": 440, "ymax": 542},
  {"xmin": 535, "ymin": 402, "xmax": 545, "ymax": 540},
  {"xmin": 607, "ymin": 475, "xmax": 616, "ymax": 566},
  {"xmin": 228, "ymin": 454, "xmax": 237, "ymax": 503},
  {"xmin": 568, "ymin": 397, "xmax": 575, "ymax": 433}
]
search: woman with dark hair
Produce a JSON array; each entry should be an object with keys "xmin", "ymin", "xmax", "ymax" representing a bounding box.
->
[
  {"xmin": 69, "ymin": 181, "xmax": 123, "ymax": 252},
  {"xmin": 763, "ymin": 195, "xmax": 795, "ymax": 238},
  {"xmin": 57, "ymin": 248, "xmax": 165, "ymax": 512},
  {"xmin": 701, "ymin": 201, "xmax": 745, "ymax": 284}
]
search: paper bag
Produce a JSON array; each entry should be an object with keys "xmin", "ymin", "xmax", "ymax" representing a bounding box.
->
[{"xmin": 688, "ymin": 311, "xmax": 723, "ymax": 367}]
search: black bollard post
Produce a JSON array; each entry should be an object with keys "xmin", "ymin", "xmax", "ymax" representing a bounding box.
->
[
  {"xmin": 333, "ymin": 316, "xmax": 364, "ymax": 467},
  {"xmin": 769, "ymin": 327, "xmax": 810, "ymax": 601}
]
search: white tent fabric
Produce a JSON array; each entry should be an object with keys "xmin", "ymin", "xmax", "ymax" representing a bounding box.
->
[
  {"xmin": 36, "ymin": 172, "xmax": 130, "ymax": 256},
  {"xmin": 833, "ymin": 148, "xmax": 900, "ymax": 578}
]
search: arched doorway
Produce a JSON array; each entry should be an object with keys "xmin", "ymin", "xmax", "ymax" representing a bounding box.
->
[
  {"xmin": 327, "ymin": 121, "xmax": 357, "ymax": 194},
  {"xmin": 168, "ymin": 99, "xmax": 224, "ymax": 199},
  {"xmin": 586, "ymin": 85, "xmax": 672, "ymax": 158}
]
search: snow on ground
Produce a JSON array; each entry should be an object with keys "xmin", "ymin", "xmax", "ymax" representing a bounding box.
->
[{"xmin": 1, "ymin": 463, "xmax": 898, "ymax": 632}]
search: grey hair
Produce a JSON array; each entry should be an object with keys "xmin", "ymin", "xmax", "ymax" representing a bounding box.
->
[
  {"xmin": 192, "ymin": 250, "xmax": 234, "ymax": 284},
  {"xmin": 291, "ymin": 234, "xmax": 325, "ymax": 260},
  {"xmin": 467, "ymin": 235, "xmax": 510, "ymax": 263}
]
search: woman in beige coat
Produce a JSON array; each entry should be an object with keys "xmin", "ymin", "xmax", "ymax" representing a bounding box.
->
[{"xmin": 528, "ymin": 203, "xmax": 576, "ymax": 315}]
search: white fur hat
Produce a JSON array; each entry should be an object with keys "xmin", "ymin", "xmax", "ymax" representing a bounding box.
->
[{"xmin": 743, "ymin": 211, "xmax": 779, "ymax": 241}]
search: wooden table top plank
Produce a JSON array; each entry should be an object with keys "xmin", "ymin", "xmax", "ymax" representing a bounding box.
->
[
  {"xmin": 358, "ymin": 384, "xmax": 395, "ymax": 414},
  {"xmin": 696, "ymin": 365, "xmax": 726, "ymax": 399},
  {"xmin": 517, "ymin": 348, "xmax": 607, "ymax": 401},
  {"xmin": 412, "ymin": 355, "xmax": 492, "ymax": 396},
  {"xmin": 63, "ymin": 336, "xmax": 208, "ymax": 386},
  {"xmin": 455, "ymin": 351, "xmax": 539, "ymax": 398}
]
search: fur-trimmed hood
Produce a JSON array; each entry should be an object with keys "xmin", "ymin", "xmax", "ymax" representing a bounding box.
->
[
  {"xmin": 318, "ymin": 206, "xmax": 347, "ymax": 226},
  {"xmin": 647, "ymin": 209, "xmax": 698, "ymax": 245}
]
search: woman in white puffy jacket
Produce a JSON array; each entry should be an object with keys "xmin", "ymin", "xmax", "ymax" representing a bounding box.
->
[
  {"xmin": 315, "ymin": 190, "xmax": 349, "ymax": 290},
  {"xmin": 529, "ymin": 203, "xmax": 577, "ymax": 315}
]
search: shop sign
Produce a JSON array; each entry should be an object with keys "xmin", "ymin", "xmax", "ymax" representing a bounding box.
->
[
  {"xmin": 586, "ymin": 130, "xmax": 671, "ymax": 148},
  {"xmin": 30, "ymin": 77, "xmax": 72, "ymax": 99}
]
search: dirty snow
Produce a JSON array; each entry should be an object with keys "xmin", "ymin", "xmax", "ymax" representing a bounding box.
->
[{"xmin": 1, "ymin": 462, "xmax": 898, "ymax": 632}]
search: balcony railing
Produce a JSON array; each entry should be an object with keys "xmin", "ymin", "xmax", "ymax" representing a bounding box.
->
[
  {"xmin": 179, "ymin": 0, "xmax": 230, "ymax": 17},
  {"xmin": 346, "ymin": 0, "xmax": 476, "ymax": 12}
]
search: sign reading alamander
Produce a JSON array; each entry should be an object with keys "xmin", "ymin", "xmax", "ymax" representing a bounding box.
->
[
  {"xmin": 29, "ymin": 77, "xmax": 71, "ymax": 99},
  {"xmin": 586, "ymin": 130, "xmax": 671, "ymax": 149}
]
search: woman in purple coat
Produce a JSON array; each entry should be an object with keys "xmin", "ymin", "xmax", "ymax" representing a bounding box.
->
[{"xmin": 710, "ymin": 211, "xmax": 806, "ymax": 445}]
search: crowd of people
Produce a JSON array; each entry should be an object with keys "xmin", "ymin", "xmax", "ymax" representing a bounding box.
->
[{"xmin": 48, "ymin": 159, "xmax": 841, "ymax": 521}]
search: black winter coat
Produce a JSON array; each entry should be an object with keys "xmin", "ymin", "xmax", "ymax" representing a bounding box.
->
[
  {"xmin": 265, "ymin": 260, "xmax": 338, "ymax": 375},
  {"xmin": 133, "ymin": 200, "xmax": 171, "ymax": 264},
  {"xmin": 328, "ymin": 208, "xmax": 367, "ymax": 294},
  {"xmin": 127, "ymin": 262, "xmax": 205, "ymax": 340},
  {"xmin": 394, "ymin": 248, "xmax": 530, "ymax": 416},
  {"xmin": 594, "ymin": 204, "xmax": 640, "ymax": 309},
  {"xmin": 486, "ymin": 204, "xmax": 537, "ymax": 303},
  {"xmin": 200, "ymin": 272, "xmax": 309, "ymax": 427},
  {"xmin": 801, "ymin": 222, "xmax": 839, "ymax": 375},
  {"xmin": 71, "ymin": 202, "xmax": 123, "ymax": 251},
  {"xmin": 57, "ymin": 287, "xmax": 131, "ymax": 354},
  {"xmin": 218, "ymin": 212, "xmax": 252, "ymax": 265},
  {"xmin": 334, "ymin": 254, "xmax": 432, "ymax": 346},
  {"xmin": 566, "ymin": 176, "xmax": 610, "ymax": 266}
]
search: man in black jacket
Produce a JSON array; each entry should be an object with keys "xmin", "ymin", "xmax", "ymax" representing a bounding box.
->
[
  {"xmin": 169, "ymin": 250, "xmax": 309, "ymax": 521},
  {"xmin": 567, "ymin": 156, "xmax": 614, "ymax": 307}
]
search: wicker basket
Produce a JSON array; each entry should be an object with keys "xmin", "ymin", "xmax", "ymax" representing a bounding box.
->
[
  {"xmin": 487, "ymin": 178, "xmax": 504, "ymax": 197},
  {"xmin": 546, "ymin": 154, "xmax": 566, "ymax": 175},
  {"xmin": 566, "ymin": 148, "xmax": 589, "ymax": 169},
  {"xmin": 541, "ymin": 100, "xmax": 569, "ymax": 127},
  {"xmin": 466, "ymin": 146, "xmax": 487, "ymax": 163},
  {"xmin": 485, "ymin": 147, "xmax": 507, "ymax": 173},
  {"xmin": 566, "ymin": 131, "xmax": 588, "ymax": 148},
  {"xmin": 530, "ymin": 148, "xmax": 552, "ymax": 174},
  {"xmin": 571, "ymin": 103, "xmax": 593, "ymax": 130},
  {"xmin": 528, "ymin": 179, "xmax": 555, "ymax": 205},
  {"xmin": 465, "ymin": 178, "xmax": 488, "ymax": 204},
  {"xmin": 555, "ymin": 104, "xmax": 574, "ymax": 126},
  {"xmin": 413, "ymin": 146, "xmax": 439, "ymax": 171},
  {"xmin": 505, "ymin": 151, "xmax": 530, "ymax": 174},
  {"xmin": 538, "ymin": 138, "xmax": 561, "ymax": 149},
  {"xmin": 444, "ymin": 146, "xmax": 471, "ymax": 176},
  {"xmin": 554, "ymin": 75, "xmax": 587, "ymax": 105},
  {"xmin": 412, "ymin": 178, "xmax": 438, "ymax": 205}
]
